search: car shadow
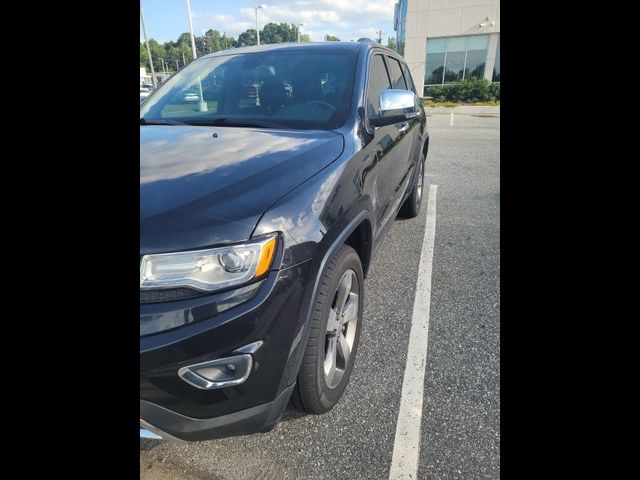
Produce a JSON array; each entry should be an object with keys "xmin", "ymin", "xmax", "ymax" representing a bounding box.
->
[
  {"xmin": 278, "ymin": 400, "xmax": 307, "ymax": 422},
  {"xmin": 140, "ymin": 438, "xmax": 162, "ymax": 451}
]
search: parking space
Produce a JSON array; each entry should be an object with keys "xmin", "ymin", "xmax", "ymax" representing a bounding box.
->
[{"xmin": 141, "ymin": 112, "xmax": 500, "ymax": 479}]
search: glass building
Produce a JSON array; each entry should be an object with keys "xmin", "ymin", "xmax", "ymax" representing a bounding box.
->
[{"xmin": 393, "ymin": 0, "xmax": 500, "ymax": 95}]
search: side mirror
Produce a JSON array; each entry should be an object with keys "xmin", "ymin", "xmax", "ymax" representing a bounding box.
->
[{"xmin": 369, "ymin": 89, "xmax": 420, "ymax": 127}]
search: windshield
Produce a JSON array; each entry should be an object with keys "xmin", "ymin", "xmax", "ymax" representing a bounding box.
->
[{"xmin": 140, "ymin": 50, "xmax": 356, "ymax": 130}]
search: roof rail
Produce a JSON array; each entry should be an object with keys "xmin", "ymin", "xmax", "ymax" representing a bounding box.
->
[{"xmin": 357, "ymin": 37, "xmax": 375, "ymax": 43}]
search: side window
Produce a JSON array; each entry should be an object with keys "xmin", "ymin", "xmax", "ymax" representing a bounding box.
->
[
  {"xmin": 387, "ymin": 57, "xmax": 408, "ymax": 90},
  {"xmin": 365, "ymin": 54, "xmax": 391, "ymax": 116},
  {"xmin": 400, "ymin": 62, "xmax": 416, "ymax": 94}
]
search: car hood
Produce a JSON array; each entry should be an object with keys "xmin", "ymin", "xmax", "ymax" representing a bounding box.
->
[{"xmin": 140, "ymin": 125, "xmax": 344, "ymax": 254}]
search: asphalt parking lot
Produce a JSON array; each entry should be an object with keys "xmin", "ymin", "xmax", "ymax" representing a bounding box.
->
[{"xmin": 140, "ymin": 111, "xmax": 500, "ymax": 480}]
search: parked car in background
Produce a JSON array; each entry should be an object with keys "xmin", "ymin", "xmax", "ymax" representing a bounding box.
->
[
  {"xmin": 139, "ymin": 40, "xmax": 428, "ymax": 441},
  {"xmin": 182, "ymin": 89, "xmax": 199, "ymax": 102}
]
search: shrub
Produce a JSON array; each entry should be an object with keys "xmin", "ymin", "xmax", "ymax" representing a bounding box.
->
[
  {"xmin": 424, "ymin": 78, "xmax": 499, "ymax": 103},
  {"xmin": 488, "ymin": 82, "xmax": 500, "ymax": 100}
]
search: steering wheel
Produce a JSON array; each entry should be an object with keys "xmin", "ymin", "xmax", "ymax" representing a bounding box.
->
[{"xmin": 304, "ymin": 100, "xmax": 336, "ymax": 112}]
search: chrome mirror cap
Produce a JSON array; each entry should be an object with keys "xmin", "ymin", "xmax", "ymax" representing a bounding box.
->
[
  {"xmin": 380, "ymin": 89, "xmax": 416, "ymax": 111},
  {"xmin": 370, "ymin": 89, "xmax": 421, "ymax": 127}
]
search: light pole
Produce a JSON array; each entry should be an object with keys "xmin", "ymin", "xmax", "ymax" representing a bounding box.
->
[
  {"xmin": 255, "ymin": 4, "xmax": 266, "ymax": 46},
  {"xmin": 297, "ymin": 23, "xmax": 304, "ymax": 42},
  {"xmin": 159, "ymin": 57, "xmax": 166, "ymax": 75},
  {"xmin": 185, "ymin": 0, "xmax": 197, "ymax": 59},
  {"xmin": 140, "ymin": 4, "xmax": 157, "ymax": 89}
]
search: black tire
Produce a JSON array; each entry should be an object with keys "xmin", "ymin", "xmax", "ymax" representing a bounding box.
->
[
  {"xmin": 292, "ymin": 244, "xmax": 364, "ymax": 414},
  {"xmin": 399, "ymin": 151, "xmax": 426, "ymax": 218}
]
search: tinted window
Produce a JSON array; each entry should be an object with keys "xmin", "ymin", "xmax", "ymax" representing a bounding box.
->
[
  {"xmin": 400, "ymin": 62, "xmax": 416, "ymax": 94},
  {"xmin": 425, "ymin": 38, "xmax": 446, "ymax": 85},
  {"xmin": 365, "ymin": 54, "xmax": 391, "ymax": 116},
  {"xmin": 444, "ymin": 37, "xmax": 466, "ymax": 83},
  {"xmin": 426, "ymin": 35, "xmax": 490, "ymax": 85},
  {"xmin": 140, "ymin": 51, "xmax": 357, "ymax": 130},
  {"xmin": 464, "ymin": 35, "xmax": 489, "ymax": 79},
  {"xmin": 387, "ymin": 57, "xmax": 407, "ymax": 89}
]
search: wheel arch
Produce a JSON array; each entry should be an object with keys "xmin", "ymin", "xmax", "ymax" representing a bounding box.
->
[{"xmin": 280, "ymin": 210, "xmax": 373, "ymax": 389}]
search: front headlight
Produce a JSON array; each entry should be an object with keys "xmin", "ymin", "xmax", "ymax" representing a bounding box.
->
[{"xmin": 140, "ymin": 234, "xmax": 277, "ymax": 292}]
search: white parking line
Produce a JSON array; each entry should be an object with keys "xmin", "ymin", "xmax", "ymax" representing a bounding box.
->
[{"xmin": 389, "ymin": 184, "xmax": 438, "ymax": 480}]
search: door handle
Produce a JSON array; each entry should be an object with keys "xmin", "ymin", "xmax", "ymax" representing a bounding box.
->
[{"xmin": 398, "ymin": 122, "xmax": 409, "ymax": 134}]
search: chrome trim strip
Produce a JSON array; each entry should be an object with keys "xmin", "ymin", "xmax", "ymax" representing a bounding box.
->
[
  {"xmin": 233, "ymin": 340, "xmax": 264, "ymax": 354},
  {"xmin": 177, "ymin": 354, "xmax": 253, "ymax": 390}
]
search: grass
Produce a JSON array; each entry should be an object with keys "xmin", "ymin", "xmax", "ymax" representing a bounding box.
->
[{"xmin": 422, "ymin": 99, "xmax": 500, "ymax": 108}]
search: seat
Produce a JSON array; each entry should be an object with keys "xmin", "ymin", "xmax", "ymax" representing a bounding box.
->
[{"xmin": 258, "ymin": 76, "xmax": 287, "ymax": 114}]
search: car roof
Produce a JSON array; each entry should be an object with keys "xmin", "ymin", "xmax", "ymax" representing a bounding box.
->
[{"xmin": 197, "ymin": 40, "xmax": 399, "ymax": 60}]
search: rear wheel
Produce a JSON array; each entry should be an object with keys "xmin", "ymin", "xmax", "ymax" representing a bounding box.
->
[
  {"xmin": 399, "ymin": 152, "xmax": 426, "ymax": 218},
  {"xmin": 292, "ymin": 245, "xmax": 363, "ymax": 414}
]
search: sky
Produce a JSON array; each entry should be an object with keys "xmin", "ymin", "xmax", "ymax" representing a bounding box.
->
[{"xmin": 140, "ymin": 0, "xmax": 397, "ymax": 45}]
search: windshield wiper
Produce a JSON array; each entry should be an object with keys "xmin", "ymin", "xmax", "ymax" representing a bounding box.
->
[
  {"xmin": 140, "ymin": 118, "xmax": 190, "ymax": 126},
  {"xmin": 188, "ymin": 118, "xmax": 287, "ymax": 129}
]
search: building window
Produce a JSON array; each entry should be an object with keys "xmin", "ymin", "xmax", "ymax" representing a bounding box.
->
[
  {"xmin": 444, "ymin": 37, "xmax": 466, "ymax": 83},
  {"xmin": 395, "ymin": 0, "xmax": 408, "ymax": 56},
  {"xmin": 425, "ymin": 35, "xmax": 490, "ymax": 86},
  {"xmin": 465, "ymin": 35, "xmax": 489, "ymax": 80},
  {"xmin": 425, "ymin": 39, "xmax": 446, "ymax": 85},
  {"xmin": 492, "ymin": 35, "xmax": 500, "ymax": 82}
]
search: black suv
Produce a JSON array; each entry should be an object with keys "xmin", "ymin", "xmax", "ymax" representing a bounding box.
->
[{"xmin": 140, "ymin": 40, "xmax": 429, "ymax": 441}]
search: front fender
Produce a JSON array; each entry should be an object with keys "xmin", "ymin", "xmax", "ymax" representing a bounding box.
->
[{"xmin": 251, "ymin": 154, "xmax": 374, "ymax": 390}]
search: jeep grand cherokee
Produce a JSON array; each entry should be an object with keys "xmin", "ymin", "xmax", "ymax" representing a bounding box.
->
[{"xmin": 140, "ymin": 40, "xmax": 428, "ymax": 441}]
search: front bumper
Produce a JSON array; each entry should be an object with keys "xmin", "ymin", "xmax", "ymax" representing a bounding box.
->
[
  {"xmin": 140, "ymin": 260, "xmax": 313, "ymax": 441},
  {"xmin": 140, "ymin": 383, "xmax": 295, "ymax": 441}
]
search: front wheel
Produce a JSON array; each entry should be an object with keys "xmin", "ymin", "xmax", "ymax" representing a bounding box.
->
[
  {"xmin": 292, "ymin": 244, "xmax": 363, "ymax": 414},
  {"xmin": 399, "ymin": 152, "xmax": 426, "ymax": 218}
]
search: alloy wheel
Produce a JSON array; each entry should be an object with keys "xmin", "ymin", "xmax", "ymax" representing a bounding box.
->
[{"xmin": 324, "ymin": 269, "xmax": 359, "ymax": 389}]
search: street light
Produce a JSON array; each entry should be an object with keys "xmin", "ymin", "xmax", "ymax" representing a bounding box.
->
[
  {"xmin": 297, "ymin": 23, "xmax": 304, "ymax": 43},
  {"xmin": 159, "ymin": 57, "xmax": 166, "ymax": 75},
  {"xmin": 255, "ymin": 4, "xmax": 266, "ymax": 46},
  {"xmin": 140, "ymin": 4, "xmax": 157, "ymax": 89},
  {"xmin": 185, "ymin": 0, "xmax": 197, "ymax": 59}
]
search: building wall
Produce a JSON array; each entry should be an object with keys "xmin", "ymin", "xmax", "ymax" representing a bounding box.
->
[{"xmin": 398, "ymin": 0, "xmax": 500, "ymax": 95}]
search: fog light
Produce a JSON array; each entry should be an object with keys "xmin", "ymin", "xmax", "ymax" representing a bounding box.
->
[{"xmin": 178, "ymin": 354, "xmax": 253, "ymax": 390}]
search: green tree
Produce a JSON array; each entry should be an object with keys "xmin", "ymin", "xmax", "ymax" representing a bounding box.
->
[
  {"xmin": 325, "ymin": 34, "xmax": 340, "ymax": 41},
  {"xmin": 140, "ymin": 43, "xmax": 148, "ymax": 68},
  {"xmin": 386, "ymin": 37, "xmax": 397, "ymax": 51},
  {"xmin": 176, "ymin": 32, "xmax": 193, "ymax": 47},
  {"xmin": 140, "ymin": 31, "xmax": 239, "ymax": 72},
  {"xmin": 147, "ymin": 39, "xmax": 165, "ymax": 72},
  {"xmin": 261, "ymin": 23, "xmax": 283, "ymax": 44},
  {"xmin": 300, "ymin": 33, "xmax": 311, "ymax": 42},
  {"xmin": 195, "ymin": 35, "xmax": 207, "ymax": 56},
  {"xmin": 204, "ymin": 29, "xmax": 224, "ymax": 52},
  {"xmin": 221, "ymin": 33, "xmax": 237, "ymax": 49},
  {"xmin": 260, "ymin": 23, "xmax": 298, "ymax": 44},
  {"xmin": 238, "ymin": 29, "xmax": 257, "ymax": 47}
]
